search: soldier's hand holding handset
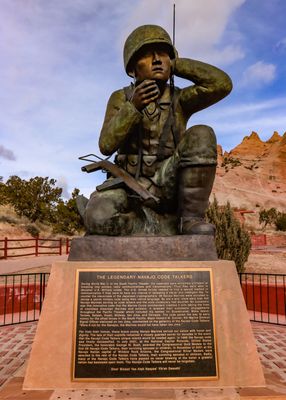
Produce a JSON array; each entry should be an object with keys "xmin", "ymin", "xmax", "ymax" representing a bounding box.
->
[{"xmin": 131, "ymin": 80, "xmax": 160, "ymax": 111}]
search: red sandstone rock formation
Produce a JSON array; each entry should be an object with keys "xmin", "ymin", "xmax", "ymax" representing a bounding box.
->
[
  {"xmin": 213, "ymin": 132, "xmax": 286, "ymax": 220},
  {"xmin": 230, "ymin": 131, "xmax": 267, "ymax": 160}
]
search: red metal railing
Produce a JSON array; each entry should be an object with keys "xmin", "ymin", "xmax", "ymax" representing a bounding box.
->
[
  {"xmin": 239, "ymin": 273, "xmax": 286, "ymax": 325},
  {"xmin": 0, "ymin": 272, "xmax": 285, "ymax": 327},
  {"xmin": 0, "ymin": 272, "xmax": 50, "ymax": 326},
  {"xmin": 0, "ymin": 237, "xmax": 70, "ymax": 259}
]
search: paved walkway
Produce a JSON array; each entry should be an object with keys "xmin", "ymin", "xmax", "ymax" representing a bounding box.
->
[
  {"xmin": 0, "ymin": 322, "xmax": 36, "ymax": 387},
  {"xmin": 0, "ymin": 255, "xmax": 68, "ymax": 275},
  {"xmin": 0, "ymin": 321, "xmax": 285, "ymax": 391},
  {"xmin": 252, "ymin": 322, "xmax": 286, "ymax": 387}
]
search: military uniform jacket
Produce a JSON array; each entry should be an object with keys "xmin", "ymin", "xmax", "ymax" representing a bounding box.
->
[{"xmin": 99, "ymin": 58, "xmax": 232, "ymax": 178}]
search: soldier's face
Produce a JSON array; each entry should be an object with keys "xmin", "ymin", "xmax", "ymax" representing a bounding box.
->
[{"xmin": 133, "ymin": 44, "xmax": 171, "ymax": 83}]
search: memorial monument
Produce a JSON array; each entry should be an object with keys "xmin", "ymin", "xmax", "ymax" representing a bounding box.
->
[
  {"xmin": 23, "ymin": 24, "xmax": 275, "ymax": 399},
  {"xmin": 78, "ymin": 24, "xmax": 232, "ymax": 238},
  {"xmin": 70, "ymin": 23, "xmax": 232, "ymax": 260}
]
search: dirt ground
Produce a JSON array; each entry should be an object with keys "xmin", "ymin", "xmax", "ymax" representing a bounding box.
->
[
  {"xmin": 12, "ymin": 264, "xmax": 52, "ymax": 274},
  {"xmin": 245, "ymin": 250, "xmax": 286, "ymax": 274}
]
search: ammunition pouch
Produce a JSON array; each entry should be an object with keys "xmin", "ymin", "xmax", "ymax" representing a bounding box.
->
[{"xmin": 115, "ymin": 154, "xmax": 159, "ymax": 177}]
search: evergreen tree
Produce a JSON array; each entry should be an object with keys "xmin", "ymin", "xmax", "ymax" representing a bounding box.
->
[
  {"xmin": 206, "ymin": 198, "xmax": 251, "ymax": 272},
  {"xmin": 52, "ymin": 188, "xmax": 84, "ymax": 235},
  {"xmin": 4, "ymin": 176, "xmax": 62, "ymax": 222},
  {"xmin": 0, "ymin": 177, "xmax": 8, "ymax": 205}
]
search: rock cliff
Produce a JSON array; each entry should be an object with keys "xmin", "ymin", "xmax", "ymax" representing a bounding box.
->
[{"xmin": 213, "ymin": 131, "xmax": 286, "ymax": 214}]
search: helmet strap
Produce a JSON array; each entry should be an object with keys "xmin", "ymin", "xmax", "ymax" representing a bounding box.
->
[{"xmin": 170, "ymin": 73, "xmax": 175, "ymax": 96}]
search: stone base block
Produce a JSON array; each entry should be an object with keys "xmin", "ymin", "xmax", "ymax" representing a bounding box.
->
[
  {"xmin": 24, "ymin": 260, "xmax": 265, "ymax": 390},
  {"xmin": 68, "ymin": 235, "xmax": 218, "ymax": 261}
]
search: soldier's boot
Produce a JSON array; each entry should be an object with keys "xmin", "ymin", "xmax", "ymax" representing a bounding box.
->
[{"xmin": 178, "ymin": 165, "xmax": 216, "ymax": 235}]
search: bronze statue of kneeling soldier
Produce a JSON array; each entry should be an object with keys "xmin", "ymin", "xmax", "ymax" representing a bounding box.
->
[{"xmin": 78, "ymin": 25, "xmax": 232, "ymax": 236}]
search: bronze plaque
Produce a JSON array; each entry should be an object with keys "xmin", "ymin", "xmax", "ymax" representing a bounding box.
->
[{"xmin": 72, "ymin": 268, "xmax": 218, "ymax": 381}]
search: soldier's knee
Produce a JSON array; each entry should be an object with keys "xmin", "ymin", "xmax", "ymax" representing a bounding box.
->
[
  {"xmin": 185, "ymin": 125, "xmax": 216, "ymax": 147},
  {"xmin": 84, "ymin": 189, "xmax": 129, "ymax": 234},
  {"xmin": 178, "ymin": 125, "xmax": 217, "ymax": 166}
]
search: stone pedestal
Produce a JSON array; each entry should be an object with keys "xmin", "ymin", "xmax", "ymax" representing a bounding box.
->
[
  {"xmin": 24, "ymin": 260, "xmax": 265, "ymax": 390},
  {"xmin": 68, "ymin": 235, "xmax": 218, "ymax": 261}
]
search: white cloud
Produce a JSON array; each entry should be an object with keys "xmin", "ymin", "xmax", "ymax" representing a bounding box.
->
[
  {"xmin": 205, "ymin": 97, "xmax": 286, "ymax": 118},
  {"xmin": 0, "ymin": 145, "xmax": 16, "ymax": 161},
  {"xmin": 122, "ymin": 0, "xmax": 246, "ymax": 65},
  {"xmin": 191, "ymin": 96, "xmax": 286, "ymax": 150},
  {"xmin": 56, "ymin": 176, "xmax": 70, "ymax": 199},
  {"xmin": 200, "ymin": 45, "xmax": 244, "ymax": 66},
  {"xmin": 241, "ymin": 61, "xmax": 276, "ymax": 87},
  {"xmin": 275, "ymin": 37, "xmax": 286, "ymax": 53},
  {"xmin": 1, "ymin": 0, "xmax": 283, "ymax": 197}
]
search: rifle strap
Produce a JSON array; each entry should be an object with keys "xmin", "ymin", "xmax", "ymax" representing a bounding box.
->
[
  {"xmin": 123, "ymin": 84, "xmax": 134, "ymax": 101},
  {"xmin": 157, "ymin": 90, "xmax": 180, "ymax": 161},
  {"xmin": 124, "ymin": 84, "xmax": 143, "ymax": 180}
]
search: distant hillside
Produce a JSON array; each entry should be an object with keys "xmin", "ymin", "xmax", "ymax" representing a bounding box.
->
[{"xmin": 0, "ymin": 204, "xmax": 53, "ymax": 238}]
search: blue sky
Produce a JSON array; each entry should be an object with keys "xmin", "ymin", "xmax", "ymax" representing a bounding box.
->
[{"xmin": 0, "ymin": 0, "xmax": 285, "ymax": 197}]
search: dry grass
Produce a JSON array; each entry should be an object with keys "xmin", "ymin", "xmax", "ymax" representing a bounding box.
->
[
  {"xmin": 0, "ymin": 205, "xmax": 59, "ymax": 239},
  {"xmin": 0, "ymin": 205, "xmax": 69, "ymax": 258}
]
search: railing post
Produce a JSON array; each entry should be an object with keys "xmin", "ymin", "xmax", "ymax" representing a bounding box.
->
[
  {"xmin": 4, "ymin": 237, "xmax": 8, "ymax": 259},
  {"xmin": 35, "ymin": 236, "xmax": 39, "ymax": 257},
  {"xmin": 39, "ymin": 273, "xmax": 43, "ymax": 312},
  {"xmin": 66, "ymin": 238, "xmax": 69, "ymax": 255},
  {"xmin": 59, "ymin": 238, "xmax": 62, "ymax": 255}
]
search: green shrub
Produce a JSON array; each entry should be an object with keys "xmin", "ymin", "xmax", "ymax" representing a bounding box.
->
[
  {"xmin": 206, "ymin": 198, "xmax": 251, "ymax": 272},
  {"xmin": 259, "ymin": 208, "xmax": 279, "ymax": 229},
  {"xmin": 52, "ymin": 188, "xmax": 84, "ymax": 235},
  {"xmin": 3, "ymin": 176, "xmax": 62, "ymax": 222},
  {"xmin": 0, "ymin": 215, "xmax": 17, "ymax": 224},
  {"xmin": 221, "ymin": 156, "xmax": 241, "ymax": 169},
  {"xmin": 275, "ymin": 213, "xmax": 286, "ymax": 231},
  {"xmin": 0, "ymin": 180, "xmax": 8, "ymax": 206},
  {"xmin": 25, "ymin": 224, "xmax": 40, "ymax": 237},
  {"xmin": 259, "ymin": 208, "xmax": 286, "ymax": 231},
  {"xmin": 0, "ymin": 176, "xmax": 84, "ymax": 234}
]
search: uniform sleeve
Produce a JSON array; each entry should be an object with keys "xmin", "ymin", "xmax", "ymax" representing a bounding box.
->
[
  {"xmin": 99, "ymin": 89, "xmax": 143, "ymax": 155},
  {"xmin": 173, "ymin": 58, "xmax": 233, "ymax": 120}
]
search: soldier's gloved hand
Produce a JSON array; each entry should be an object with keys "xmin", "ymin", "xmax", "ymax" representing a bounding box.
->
[{"xmin": 131, "ymin": 80, "xmax": 160, "ymax": 111}]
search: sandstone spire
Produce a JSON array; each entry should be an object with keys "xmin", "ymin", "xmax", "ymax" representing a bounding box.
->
[{"xmin": 267, "ymin": 131, "xmax": 282, "ymax": 143}]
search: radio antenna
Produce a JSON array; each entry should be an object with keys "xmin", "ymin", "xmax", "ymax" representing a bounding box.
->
[
  {"xmin": 172, "ymin": 3, "xmax": 176, "ymax": 46},
  {"xmin": 170, "ymin": 3, "xmax": 176, "ymax": 94}
]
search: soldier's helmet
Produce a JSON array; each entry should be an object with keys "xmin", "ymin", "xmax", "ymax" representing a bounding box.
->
[{"xmin": 123, "ymin": 25, "xmax": 177, "ymax": 77}]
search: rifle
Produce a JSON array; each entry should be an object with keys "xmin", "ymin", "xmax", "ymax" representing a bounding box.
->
[{"xmin": 79, "ymin": 154, "xmax": 160, "ymax": 207}]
